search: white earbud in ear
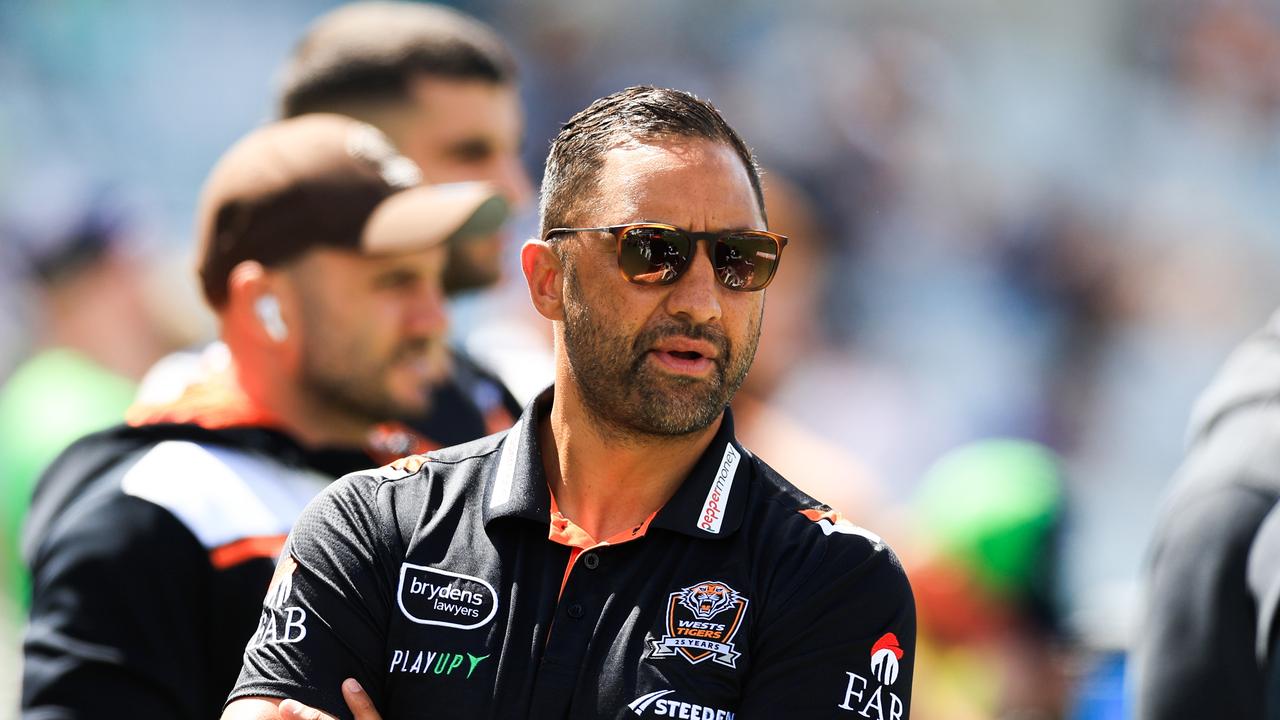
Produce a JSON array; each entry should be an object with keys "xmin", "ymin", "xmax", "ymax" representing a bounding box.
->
[{"xmin": 254, "ymin": 294, "xmax": 288, "ymax": 342}]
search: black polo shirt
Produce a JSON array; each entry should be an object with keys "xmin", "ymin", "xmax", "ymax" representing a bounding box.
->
[{"xmin": 229, "ymin": 389, "xmax": 914, "ymax": 719}]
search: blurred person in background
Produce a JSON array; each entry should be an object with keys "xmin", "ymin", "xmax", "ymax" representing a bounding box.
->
[
  {"xmin": 21, "ymin": 115, "xmax": 508, "ymax": 719},
  {"xmin": 1133, "ymin": 308, "xmax": 1280, "ymax": 719},
  {"xmin": 142, "ymin": 0, "xmax": 535, "ymax": 447},
  {"xmin": 731, "ymin": 171, "xmax": 886, "ymax": 524},
  {"xmin": 908, "ymin": 439, "xmax": 1070, "ymax": 720},
  {"xmin": 282, "ymin": 0, "xmax": 534, "ymax": 445},
  {"xmin": 0, "ymin": 187, "xmax": 183, "ymax": 614}
]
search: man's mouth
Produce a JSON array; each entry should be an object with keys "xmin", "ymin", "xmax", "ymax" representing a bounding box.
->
[
  {"xmin": 647, "ymin": 338, "xmax": 720, "ymax": 376},
  {"xmin": 395, "ymin": 343, "xmax": 449, "ymax": 384}
]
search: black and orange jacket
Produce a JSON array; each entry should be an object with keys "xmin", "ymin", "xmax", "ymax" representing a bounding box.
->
[
  {"xmin": 21, "ymin": 351, "xmax": 518, "ymax": 720},
  {"xmin": 229, "ymin": 388, "xmax": 915, "ymax": 719}
]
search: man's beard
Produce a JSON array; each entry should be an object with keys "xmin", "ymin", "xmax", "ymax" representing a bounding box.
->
[
  {"xmin": 298, "ymin": 337, "xmax": 437, "ymax": 430},
  {"xmin": 561, "ymin": 267, "xmax": 760, "ymax": 441}
]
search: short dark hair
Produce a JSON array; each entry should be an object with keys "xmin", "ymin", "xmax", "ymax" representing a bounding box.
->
[
  {"xmin": 539, "ymin": 86, "xmax": 765, "ymax": 238},
  {"xmin": 279, "ymin": 1, "xmax": 517, "ymax": 118}
]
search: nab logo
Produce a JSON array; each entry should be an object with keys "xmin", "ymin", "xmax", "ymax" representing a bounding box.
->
[
  {"xmin": 870, "ymin": 633, "xmax": 903, "ymax": 685},
  {"xmin": 247, "ymin": 555, "xmax": 307, "ymax": 649},
  {"xmin": 837, "ymin": 632, "xmax": 907, "ymax": 719}
]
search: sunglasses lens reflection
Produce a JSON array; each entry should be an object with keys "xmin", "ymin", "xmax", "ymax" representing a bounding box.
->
[
  {"xmin": 715, "ymin": 233, "xmax": 778, "ymax": 291},
  {"xmin": 617, "ymin": 225, "xmax": 781, "ymax": 291},
  {"xmin": 620, "ymin": 226, "xmax": 691, "ymax": 284}
]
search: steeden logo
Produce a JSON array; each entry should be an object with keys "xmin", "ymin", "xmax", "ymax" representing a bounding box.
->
[
  {"xmin": 697, "ymin": 444, "xmax": 740, "ymax": 534},
  {"xmin": 629, "ymin": 690, "xmax": 675, "ymax": 714},
  {"xmin": 628, "ymin": 690, "xmax": 736, "ymax": 719}
]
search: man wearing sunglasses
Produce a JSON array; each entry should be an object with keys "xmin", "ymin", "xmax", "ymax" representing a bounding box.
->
[{"xmin": 223, "ymin": 86, "xmax": 915, "ymax": 720}]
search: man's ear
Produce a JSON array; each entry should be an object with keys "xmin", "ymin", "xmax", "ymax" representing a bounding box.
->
[
  {"xmin": 521, "ymin": 239, "xmax": 566, "ymax": 321},
  {"xmin": 226, "ymin": 261, "xmax": 294, "ymax": 346}
]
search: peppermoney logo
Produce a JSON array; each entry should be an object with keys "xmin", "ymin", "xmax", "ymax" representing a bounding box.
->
[
  {"xmin": 628, "ymin": 689, "xmax": 736, "ymax": 719},
  {"xmin": 697, "ymin": 444, "xmax": 740, "ymax": 534},
  {"xmin": 389, "ymin": 647, "xmax": 491, "ymax": 678},
  {"xmin": 650, "ymin": 580, "xmax": 748, "ymax": 668},
  {"xmin": 397, "ymin": 564, "xmax": 498, "ymax": 629}
]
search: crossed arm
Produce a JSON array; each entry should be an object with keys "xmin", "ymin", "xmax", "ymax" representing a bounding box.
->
[{"xmin": 222, "ymin": 680, "xmax": 380, "ymax": 720}]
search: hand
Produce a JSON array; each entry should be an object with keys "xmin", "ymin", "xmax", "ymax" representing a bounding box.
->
[{"xmin": 278, "ymin": 679, "xmax": 382, "ymax": 720}]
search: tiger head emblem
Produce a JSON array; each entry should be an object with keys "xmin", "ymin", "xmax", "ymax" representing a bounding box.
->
[{"xmin": 678, "ymin": 581, "xmax": 741, "ymax": 620}]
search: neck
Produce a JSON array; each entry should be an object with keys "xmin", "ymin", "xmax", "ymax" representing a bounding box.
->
[
  {"xmin": 539, "ymin": 376, "xmax": 722, "ymax": 541},
  {"xmin": 229, "ymin": 352, "xmax": 373, "ymax": 451},
  {"xmin": 280, "ymin": 393, "xmax": 375, "ymax": 450}
]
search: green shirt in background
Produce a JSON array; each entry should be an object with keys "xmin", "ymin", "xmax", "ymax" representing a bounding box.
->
[{"xmin": 0, "ymin": 348, "xmax": 136, "ymax": 612}]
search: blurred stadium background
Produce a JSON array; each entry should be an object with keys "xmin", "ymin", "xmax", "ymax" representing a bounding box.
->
[{"xmin": 4, "ymin": 0, "xmax": 1280, "ymax": 717}]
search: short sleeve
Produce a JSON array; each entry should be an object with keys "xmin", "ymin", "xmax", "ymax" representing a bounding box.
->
[
  {"xmin": 737, "ymin": 530, "xmax": 915, "ymax": 719},
  {"xmin": 227, "ymin": 474, "xmax": 398, "ymax": 719},
  {"xmin": 23, "ymin": 492, "xmax": 214, "ymax": 719}
]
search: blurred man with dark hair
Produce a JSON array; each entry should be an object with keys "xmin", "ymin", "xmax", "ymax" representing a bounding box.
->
[
  {"xmin": 21, "ymin": 116, "xmax": 508, "ymax": 720},
  {"xmin": 280, "ymin": 0, "xmax": 532, "ymax": 296},
  {"xmin": 223, "ymin": 86, "xmax": 914, "ymax": 720}
]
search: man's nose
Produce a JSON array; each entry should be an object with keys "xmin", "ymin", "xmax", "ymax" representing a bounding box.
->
[
  {"xmin": 663, "ymin": 241, "xmax": 722, "ymax": 326},
  {"xmin": 405, "ymin": 283, "xmax": 449, "ymax": 335},
  {"xmin": 497, "ymin": 156, "xmax": 534, "ymax": 210}
]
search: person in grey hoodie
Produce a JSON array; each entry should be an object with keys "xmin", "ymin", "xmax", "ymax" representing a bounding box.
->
[{"xmin": 1134, "ymin": 310, "xmax": 1280, "ymax": 718}]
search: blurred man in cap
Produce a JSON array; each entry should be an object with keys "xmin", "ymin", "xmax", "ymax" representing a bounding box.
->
[
  {"xmin": 22, "ymin": 114, "xmax": 507, "ymax": 720},
  {"xmin": 141, "ymin": 0, "xmax": 534, "ymax": 451},
  {"xmin": 279, "ymin": 0, "xmax": 534, "ymax": 445}
]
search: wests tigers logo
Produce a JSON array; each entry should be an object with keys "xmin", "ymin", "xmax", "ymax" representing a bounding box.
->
[
  {"xmin": 651, "ymin": 580, "xmax": 749, "ymax": 668},
  {"xmin": 680, "ymin": 582, "xmax": 741, "ymax": 620}
]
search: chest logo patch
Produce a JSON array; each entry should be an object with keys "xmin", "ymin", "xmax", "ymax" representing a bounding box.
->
[
  {"xmin": 397, "ymin": 563, "xmax": 498, "ymax": 630},
  {"xmin": 650, "ymin": 580, "xmax": 749, "ymax": 668}
]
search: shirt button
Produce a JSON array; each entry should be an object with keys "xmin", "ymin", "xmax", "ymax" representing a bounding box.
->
[
  {"xmin": 567, "ymin": 603, "xmax": 585, "ymax": 619},
  {"xmin": 583, "ymin": 552, "xmax": 600, "ymax": 570}
]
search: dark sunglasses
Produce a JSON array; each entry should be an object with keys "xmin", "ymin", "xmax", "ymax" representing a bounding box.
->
[{"xmin": 543, "ymin": 222, "xmax": 789, "ymax": 292}]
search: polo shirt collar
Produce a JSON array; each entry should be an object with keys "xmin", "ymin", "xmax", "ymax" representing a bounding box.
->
[
  {"xmin": 648, "ymin": 407, "xmax": 748, "ymax": 539},
  {"xmin": 483, "ymin": 386, "xmax": 750, "ymax": 539},
  {"xmin": 483, "ymin": 387, "xmax": 553, "ymax": 526}
]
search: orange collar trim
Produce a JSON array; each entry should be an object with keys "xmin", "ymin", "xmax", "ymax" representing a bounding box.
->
[
  {"xmin": 124, "ymin": 367, "xmax": 281, "ymax": 431},
  {"xmin": 547, "ymin": 491, "xmax": 657, "ymax": 551}
]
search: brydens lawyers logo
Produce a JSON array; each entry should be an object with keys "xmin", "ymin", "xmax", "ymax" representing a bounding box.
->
[
  {"xmin": 650, "ymin": 580, "xmax": 748, "ymax": 668},
  {"xmin": 397, "ymin": 564, "xmax": 498, "ymax": 630},
  {"xmin": 870, "ymin": 633, "xmax": 904, "ymax": 685},
  {"xmin": 698, "ymin": 444, "xmax": 740, "ymax": 534}
]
